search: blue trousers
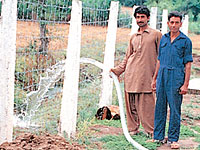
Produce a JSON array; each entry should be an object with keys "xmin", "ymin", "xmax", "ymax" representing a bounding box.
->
[{"xmin": 154, "ymin": 68, "xmax": 183, "ymax": 142}]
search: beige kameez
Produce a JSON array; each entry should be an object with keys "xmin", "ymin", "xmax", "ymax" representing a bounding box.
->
[{"xmin": 112, "ymin": 27, "xmax": 162, "ymax": 134}]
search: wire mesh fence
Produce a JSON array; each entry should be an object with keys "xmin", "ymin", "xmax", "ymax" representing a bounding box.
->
[
  {"xmin": 15, "ymin": 0, "xmax": 71, "ymax": 135},
  {"xmin": 14, "ymin": 0, "xmax": 132, "ymax": 135},
  {"xmin": 1, "ymin": 0, "xmax": 193, "ymax": 144}
]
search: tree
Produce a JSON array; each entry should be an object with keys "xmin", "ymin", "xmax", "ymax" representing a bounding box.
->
[
  {"xmin": 145, "ymin": 0, "xmax": 200, "ymax": 22},
  {"xmin": 119, "ymin": 0, "xmax": 147, "ymax": 7},
  {"xmin": 177, "ymin": 0, "xmax": 200, "ymax": 22},
  {"xmin": 81, "ymin": 0, "xmax": 113, "ymax": 26},
  {"xmin": 17, "ymin": 0, "xmax": 72, "ymax": 54},
  {"xmin": 144, "ymin": 0, "xmax": 175, "ymax": 11},
  {"xmin": 0, "ymin": 1, "xmax": 2, "ymax": 16}
]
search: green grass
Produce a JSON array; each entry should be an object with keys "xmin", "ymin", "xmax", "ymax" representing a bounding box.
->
[
  {"xmin": 92, "ymin": 119, "xmax": 122, "ymax": 128},
  {"xmin": 98, "ymin": 132, "xmax": 159, "ymax": 150},
  {"xmin": 182, "ymin": 109, "xmax": 200, "ymax": 120},
  {"xmin": 194, "ymin": 135, "xmax": 200, "ymax": 144},
  {"xmin": 185, "ymin": 103, "xmax": 200, "ymax": 109},
  {"xmin": 13, "ymin": 33, "xmax": 200, "ymax": 149},
  {"xmin": 193, "ymin": 49, "xmax": 200, "ymax": 56},
  {"xmin": 180, "ymin": 125, "xmax": 196, "ymax": 137},
  {"xmin": 92, "ymin": 123, "xmax": 198, "ymax": 150},
  {"xmin": 192, "ymin": 126, "xmax": 200, "ymax": 134},
  {"xmin": 191, "ymin": 65, "xmax": 200, "ymax": 79}
]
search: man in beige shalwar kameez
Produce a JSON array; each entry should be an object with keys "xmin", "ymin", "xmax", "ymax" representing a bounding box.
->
[{"xmin": 110, "ymin": 6, "xmax": 162, "ymax": 136}]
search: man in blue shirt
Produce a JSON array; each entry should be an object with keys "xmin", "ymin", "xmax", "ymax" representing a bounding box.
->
[{"xmin": 150, "ymin": 11, "xmax": 193, "ymax": 149}]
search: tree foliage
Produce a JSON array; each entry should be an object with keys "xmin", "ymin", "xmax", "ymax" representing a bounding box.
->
[
  {"xmin": 177, "ymin": 0, "xmax": 200, "ymax": 22},
  {"xmin": 17, "ymin": 0, "xmax": 72, "ymax": 22},
  {"xmin": 144, "ymin": 0, "xmax": 200, "ymax": 22},
  {"xmin": 0, "ymin": 1, "xmax": 2, "ymax": 16},
  {"xmin": 1, "ymin": 0, "xmax": 199, "ymax": 22},
  {"xmin": 118, "ymin": 0, "xmax": 147, "ymax": 7},
  {"xmin": 81, "ymin": 0, "xmax": 113, "ymax": 25}
]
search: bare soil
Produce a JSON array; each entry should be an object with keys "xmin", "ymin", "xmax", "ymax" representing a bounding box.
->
[
  {"xmin": 0, "ymin": 133, "xmax": 85, "ymax": 150},
  {"xmin": 1, "ymin": 21, "xmax": 199, "ymax": 150},
  {"xmin": 88, "ymin": 95, "xmax": 200, "ymax": 150}
]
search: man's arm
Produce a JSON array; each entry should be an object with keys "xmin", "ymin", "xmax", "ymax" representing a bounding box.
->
[
  {"xmin": 156, "ymin": 32, "xmax": 162, "ymax": 55},
  {"xmin": 110, "ymin": 35, "xmax": 134, "ymax": 77},
  {"xmin": 180, "ymin": 62, "xmax": 192, "ymax": 95},
  {"xmin": 151, "ymin": 60, "xmax": 160, "ymax": 91}
]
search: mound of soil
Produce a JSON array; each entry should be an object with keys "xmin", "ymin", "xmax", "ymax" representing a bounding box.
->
[{"xmin": 0, "ymin": 133, "xmax": 85, "ymax": 150}]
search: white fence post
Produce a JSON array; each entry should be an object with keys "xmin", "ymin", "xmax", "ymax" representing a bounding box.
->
[
  {"xmin": 60, "ymin": 0, "xmax": 82, "ymax": 138},
  {"xmin": 0, "ymin": 0, "xmax": 17, "ymax": 144},
  {"xmin": 181, "ymin": 15, "xmax": 189, "ymax": 36},
  {"xmin": 130, "ymin": 6, "xmax": 138, "ymax": 35},
  {"xmin": 99, "ymin": 1, "xmax": 119, "ymax": 107},
  {"xmin": 161, "ymin": 9, "xmax": 168, "ymax": 35},
  {"xmin": 150, "ymin": 7, "xmax": 157, "ymax": 29}
]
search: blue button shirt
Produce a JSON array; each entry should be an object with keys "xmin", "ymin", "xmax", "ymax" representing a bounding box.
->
[{"xmin": 158, "ymin": 31, "xmax": 193, "ymax": 70}]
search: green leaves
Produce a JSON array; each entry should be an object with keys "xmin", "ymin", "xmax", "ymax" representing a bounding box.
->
[
  {"xmin": 0, "ymin": 1, "xmax": 2, "ymax": 16},
  {"xmin": 17, "ymin": 0, "xmax": 72, "ymax": 22},
  {"xmin": 144, "ymin": 0, "xmax": 200, "ymax": 22}
]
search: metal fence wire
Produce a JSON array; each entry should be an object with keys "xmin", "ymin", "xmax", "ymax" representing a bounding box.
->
[{"xmin": 14, "ymin": 0, "xmax": 132, "ymax": 135}]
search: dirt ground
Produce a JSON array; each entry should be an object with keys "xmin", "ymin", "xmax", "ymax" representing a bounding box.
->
[
  {"xmin": 1, "ymin": 21, "xmax": 199, "ymax": 150},
  {"xmin": 0, "ymin": 133, "xmax": 85, "ymax": 150},
  {"xmin": 89, "ymin": 125, "xmax": 200, "ymax": 150}
]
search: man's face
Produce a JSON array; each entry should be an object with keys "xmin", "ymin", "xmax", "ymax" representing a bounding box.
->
[
  {"xmin": 135, "ymin": 13, "xmax": 149, "ymax": 27},
  {"xmin": 167, "ymin": 16, "xmax": 182, "ymax": 33}
]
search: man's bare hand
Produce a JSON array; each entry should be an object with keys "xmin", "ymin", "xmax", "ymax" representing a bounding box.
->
[
  {"xmin": 109, "ymin": 69, "xmax": 122, "ymax": 82},
  {"xmin": 179, "ymin": 85, "xmax": 188, "ymax": 95}
]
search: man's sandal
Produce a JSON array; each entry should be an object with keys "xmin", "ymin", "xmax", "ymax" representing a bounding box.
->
[
  {"xmin": 129, "ymin": 131, "xmax": 140, "ymax": 135},
  {"xmin": 146, "ymin": 139, "xmax": 166, "ymax": 144},
  {"xmin": 168, "ymin": 141, "xmax": 180, "ymax": 149}
]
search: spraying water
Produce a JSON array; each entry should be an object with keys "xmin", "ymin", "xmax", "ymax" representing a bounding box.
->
[
  {"xmin": 14, "ymin": 57, "xmax": 148, "ymax": 149},
  {"xmin": 14, "ymin": 58, "xmax": 99, "ymax": 128},
  {"xmin": 14, "ymin": 60, "xmax": 66, "ymax": 128}
]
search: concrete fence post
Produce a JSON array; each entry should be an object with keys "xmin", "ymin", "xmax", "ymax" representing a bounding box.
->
[
  {"xmin": 161, "ymin": 9, "xmax": 168, "ymax": 35},
  {"xmin": 130, "ymin": 6, "xmax": 138, "ymax": 35},
  {"xmin": 181, "ymin": 15, "xmax": 189, "ymax": 36},
  {"xmin": 150, "ymin": 7, "xmax": 157, "ymax": 29},
  {"xmin": 99, "ymin": 1, "xmax": 119, "ymax": 107},
  {"xmin": 0, "ymin": 0, "xmax": 17, "ymax": 144},
  {"xmin": 60, "ymin": 0, "xmax": 82, "ymax": 138}
]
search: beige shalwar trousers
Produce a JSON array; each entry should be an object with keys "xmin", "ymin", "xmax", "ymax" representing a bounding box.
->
[{"xmin": 125, "ymin": 92, "xmax": 155, "ymax": 135}]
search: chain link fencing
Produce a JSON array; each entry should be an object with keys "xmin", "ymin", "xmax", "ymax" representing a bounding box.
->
[{"xmin": 14, "ymin": 0, "xmax": 132, "ymax": 136}]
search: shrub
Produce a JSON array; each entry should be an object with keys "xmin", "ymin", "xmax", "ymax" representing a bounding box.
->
[{"xmin": 189, "ymin": 21, "xmax": 200, "ymax": 34}]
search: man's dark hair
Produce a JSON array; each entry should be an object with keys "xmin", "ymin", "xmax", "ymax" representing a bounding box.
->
[
  {"xmin": 134, "ymin": 6, "xmax": 150, "ymax": 18},
  {"xmin": 168, "ymin": 11, "xmax": 182, "ymax": 21}
]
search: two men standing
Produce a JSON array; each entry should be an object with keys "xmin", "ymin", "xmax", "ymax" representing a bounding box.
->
[{"xmin": 110, "ymin": 7, "xmax": 193, "ymax": 149}]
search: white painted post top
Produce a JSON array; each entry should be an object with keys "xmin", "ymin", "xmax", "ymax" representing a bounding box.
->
[
  {"xmin": 161, "ymin": 9, "xmax": 168, "ymax": 35},
  {"xmin": 130, "ymin": 6, "xmax": 139, "ymax": 35},
  {"xmin": 188, "ymin": 78, "xmax": 200, "ymax": 90},
  {"xmin": 150, "ymin": 7, "xmax": 157, "ymax": 30},
  {"xmin": 180, "ymin": 15, "xmax": 189, "ymax": 36}
]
